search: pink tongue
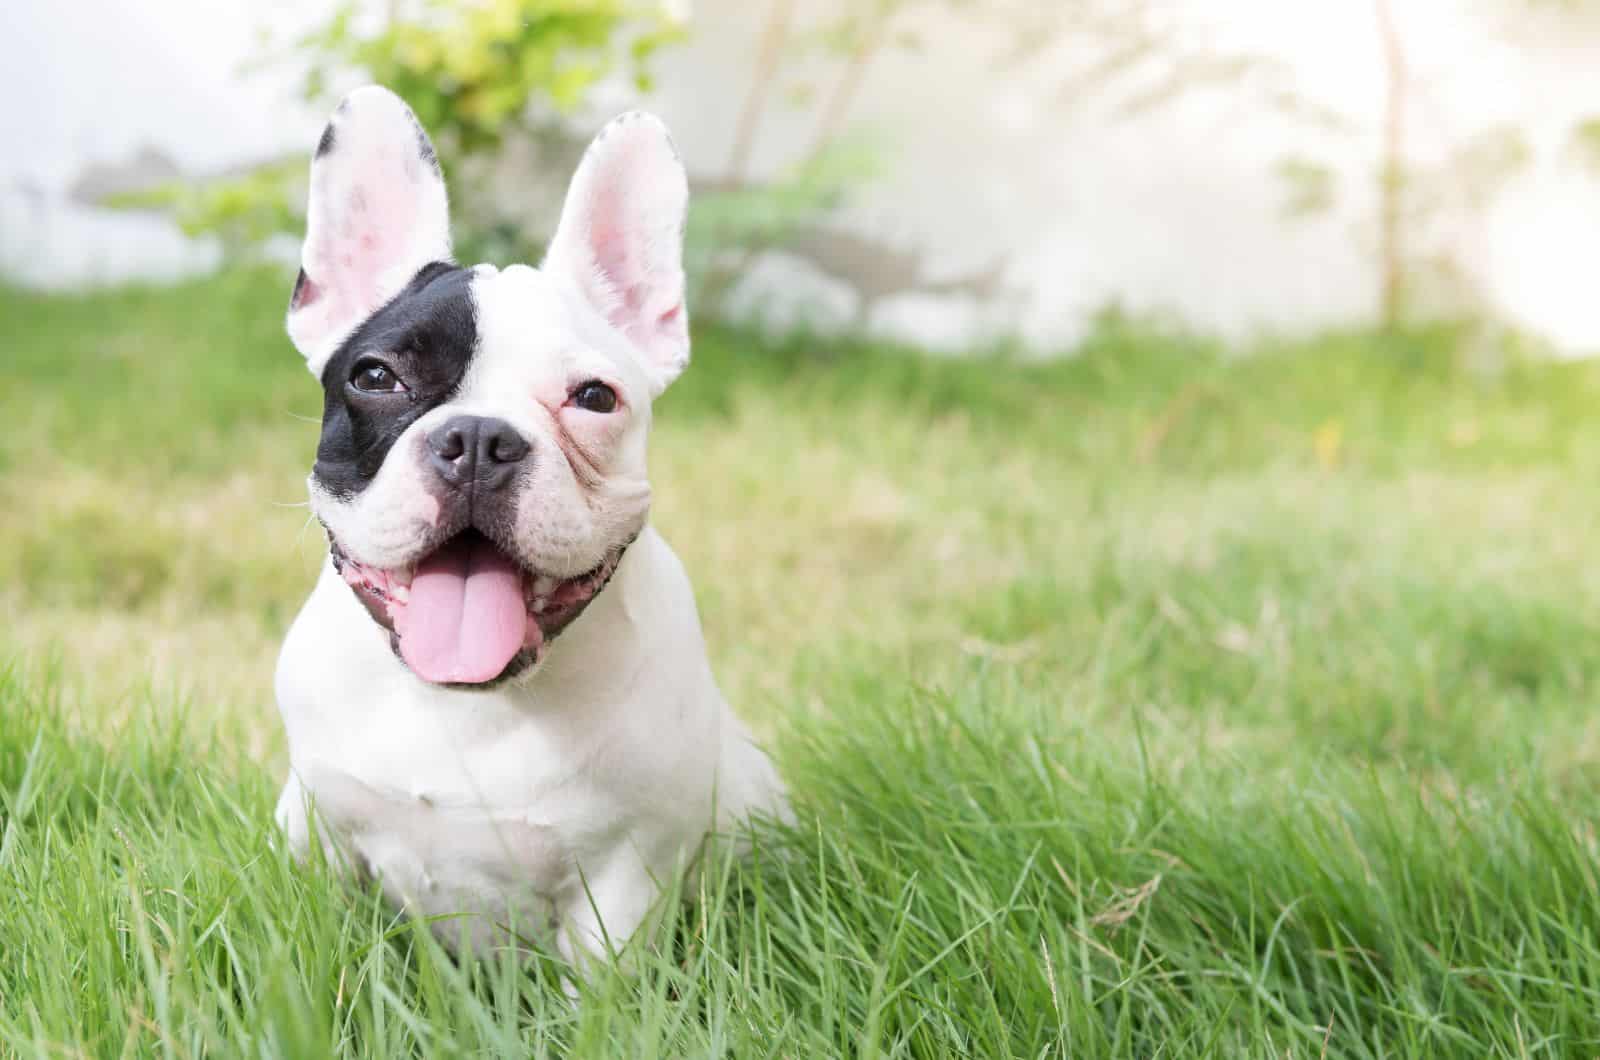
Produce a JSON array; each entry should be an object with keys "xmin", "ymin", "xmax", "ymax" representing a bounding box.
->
[{"xmin": 395, "ymin": 534, "xmax": 526, "ymax": 684}]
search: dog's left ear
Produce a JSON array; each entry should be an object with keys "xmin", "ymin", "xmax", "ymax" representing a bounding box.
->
[
  {"xmin": 543, "ymin": 112, "xmax": 689, "ymax": 396},
  {"xmin": 288, "ymin": 86, "xmax": 453, "ymax": 375}
]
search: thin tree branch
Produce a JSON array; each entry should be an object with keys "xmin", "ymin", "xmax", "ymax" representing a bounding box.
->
[
  {"xmin": 806, "ymin": 4, "xmax": 894, "ymax": 161},
  {"xmin": 1375, "ymin": 0, "xmax": 1408, "ymax": 330},
  {"xmin": 725, "ymin": 0, "xmax": 797, "ymax": 183}
]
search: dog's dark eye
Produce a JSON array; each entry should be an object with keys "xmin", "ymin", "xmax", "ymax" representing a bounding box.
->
[
  {"xmin": 351, "ymin": 360, "xmax": 406, "ymax": 394},
  {"xmin": 572, "ymin": 381, "xmax": 618, "ymax": 413}
]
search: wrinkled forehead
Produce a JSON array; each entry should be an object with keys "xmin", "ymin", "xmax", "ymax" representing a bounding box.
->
[{"xmin": 463, "ymin": 263, "xmax": 649, "ymax": 399}]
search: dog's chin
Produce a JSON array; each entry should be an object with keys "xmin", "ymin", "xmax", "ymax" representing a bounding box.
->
[{"xmin": 329, "ymin": 528, "xmax": 632, "ymax": 688}]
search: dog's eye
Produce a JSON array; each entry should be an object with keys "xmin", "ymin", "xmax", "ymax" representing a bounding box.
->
[
  {"xmin": 351, "ymin": 361, "xmax": 406, "ymax": 394},
  {"xmin": 572, "ymin": 381, "xmax": 618, "ymax": 413}
]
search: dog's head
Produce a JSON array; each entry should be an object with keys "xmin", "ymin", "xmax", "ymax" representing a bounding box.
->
[{"xmin": 286, "ymin": 86, "xmax": 689, "ymax": 688}]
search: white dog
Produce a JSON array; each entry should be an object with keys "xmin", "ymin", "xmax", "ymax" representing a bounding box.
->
[{"xmin": 272, "ymin": 86, "xmax": 787, "ymax": 965}]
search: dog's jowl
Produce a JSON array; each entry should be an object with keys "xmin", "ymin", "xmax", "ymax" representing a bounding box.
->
[{"xmin": 273, "ymin": 85, "xmax": 787, "ymax": 964}]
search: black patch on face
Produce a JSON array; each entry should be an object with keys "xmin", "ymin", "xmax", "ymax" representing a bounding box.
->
[
  {"xmin": 315, "ymin": 122, "xmax": 337, "ymax": 158},
  {"xmin": 313, "ymin": 262, "xmax": 478, "ymax": 498}
]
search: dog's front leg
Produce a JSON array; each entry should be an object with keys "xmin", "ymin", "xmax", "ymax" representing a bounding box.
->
[
  {"xmin": 274, "ymin": 772, "xmax": 316, "ymax": 859},
  {"xmin": 555, "ymin": 855, "xmax": 666, "ymax": 985},
  {"xmin": 273, "ymin": 771, "xmax": 364, "ymax": 877}
]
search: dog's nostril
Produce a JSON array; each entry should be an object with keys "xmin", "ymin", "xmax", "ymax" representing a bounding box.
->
[
  {"xmin": 426, "ymin": 417, "xmax": 478, "ymax": 488},
  {"xmin": 427, "ymin": 421, "xmax": 468, "ymax": 461},
  {"xmin": 483, "ymin": 425, "xmax": 529, "ymax": 465},
  {"xmin": 434, "ymin": 430, "xmax": 465, "ymax": 460}
]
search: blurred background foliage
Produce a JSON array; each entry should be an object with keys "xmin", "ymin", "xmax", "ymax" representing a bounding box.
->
[
  {"xmin": 89, "ymin": 0, "xmax": 1313, "ymax": 317},
  {"xmin": 109, "ymin": 0, "xmax": 896, "ymax": 296},
  {"xmin": 114, "ymin": 0, "xmax": 682, "ymax": 264},
  {"xmin": 82, "ymin": 0, "xmax": 1600, "ymax": 342}
]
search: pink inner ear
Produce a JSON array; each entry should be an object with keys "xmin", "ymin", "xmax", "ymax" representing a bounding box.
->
[
  {"xmin": 291, "ymin": 271, "xmax": 323, "ymax": 311},
  {"xmin": 583, "ymin": 162, "xmax": 678, "ymax": 346},
  {"xmin": 296, "ymin": 151, "xmax": 431, "ymax": 349},
  {"xmin": 591, "ymin": 220, "xmax": 628, "ymax": 285},
  {"xmin": 588, "ymin": 183, "xmax": 640, "ymax": 314},
  {"xmin": 332, "ymin": 175, "xmax": 417, "ymax": 296}
]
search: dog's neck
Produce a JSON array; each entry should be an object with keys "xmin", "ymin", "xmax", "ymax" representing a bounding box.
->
[{"xmin": 473, "ymin": 528, "xmax": 656, "ymax": 708}]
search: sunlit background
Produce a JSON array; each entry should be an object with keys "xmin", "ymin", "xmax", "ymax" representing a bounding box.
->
[{"xmin": 9, "ymin": 0, "xmax": 1600, "ymax": 351}]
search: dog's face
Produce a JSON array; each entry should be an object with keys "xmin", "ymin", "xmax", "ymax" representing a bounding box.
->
[{"xmin": 285, "ymin": 87, "xmax": 690, "ymax": 687}]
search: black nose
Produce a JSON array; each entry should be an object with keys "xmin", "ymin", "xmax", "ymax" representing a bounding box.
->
[{"xmin": 426, "ymin": 416, "xmax": 530, "ymax": 491}]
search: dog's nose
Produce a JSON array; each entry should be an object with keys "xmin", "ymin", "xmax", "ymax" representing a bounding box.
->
[{"xmin": 426, "ymin": 416, "xmax": 530, "ymax": 491}]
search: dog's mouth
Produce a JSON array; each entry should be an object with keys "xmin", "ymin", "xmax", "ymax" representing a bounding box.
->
[{"xmin": 330, "ymin": 529, "xmax": 629, "ymax": 687}]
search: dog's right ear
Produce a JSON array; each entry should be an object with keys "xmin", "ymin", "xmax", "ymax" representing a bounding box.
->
[{"xmin": 287, "ymin": 86, "xmax": 452, "ymax": 375}]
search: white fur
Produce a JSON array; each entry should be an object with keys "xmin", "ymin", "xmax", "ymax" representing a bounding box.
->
[
  {"xmin": 276, "ymin": 93, "xmax": 787, "ymax": 967},
  {"xmin": 276, "ymin": 528, "xmax": 785, "ymax": 962}
]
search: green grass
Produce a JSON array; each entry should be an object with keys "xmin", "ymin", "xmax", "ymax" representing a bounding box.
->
[{"xmin": 7, "ymin": 270, "xmax": 1600, "ymax": 1054}]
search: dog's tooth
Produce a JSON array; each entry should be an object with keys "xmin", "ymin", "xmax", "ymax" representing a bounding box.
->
[
  {"xmin": 532, "ymin": 597, "xmax": 549, "ymax": 614},
  {"xmin": 534, "ymin": 575, "xmax": 556, "ymax": 595}
]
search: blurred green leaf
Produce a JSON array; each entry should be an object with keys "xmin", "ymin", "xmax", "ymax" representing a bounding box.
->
[
  {"xmin": 1568, "ymin": 116, "xmax": 1600, "ymax": 174},
  {"xmin": 101, "ymin": 160, "xmax": 305, "ymax": 259},
  {"xmin": 685, "ymin": 138, "xmax": 886, "ymax": 299},
  {"xmin": 1448, "ymin": 124, "xmax": 1530, "ymax": 207},
  {"xmin": 1274, "ymin": 156, "xmax": 1337, "ymax": 218},
  {"xmin": 303, "ymin": 0, "xmax": 662, "ymax": 151},
  {"xmin": 119, "ymin": 0, "xmax": 685, "ymax": 260}
]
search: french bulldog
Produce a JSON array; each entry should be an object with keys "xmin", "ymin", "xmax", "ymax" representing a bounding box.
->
[{"xmin": 272, "ymin": 86, "xmax": 787, "ymax": 966}]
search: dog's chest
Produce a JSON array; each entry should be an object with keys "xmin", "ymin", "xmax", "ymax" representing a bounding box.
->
[
  {"xmin": 306, "ymin": 759, "xmax": 583, "ymax": 930},
  {"xmin": 284, "ymin": 674, "xmax": 626, "ymax": 926}
]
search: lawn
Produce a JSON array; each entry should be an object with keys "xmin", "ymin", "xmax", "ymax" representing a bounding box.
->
[{"xmin": 5, "ymin": 269, "xmax": 1600, "ymax": 1055}]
